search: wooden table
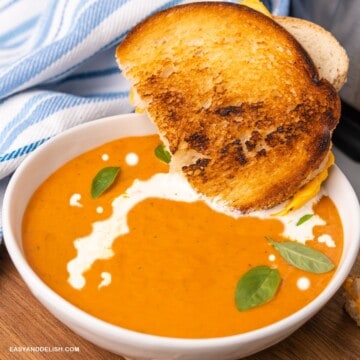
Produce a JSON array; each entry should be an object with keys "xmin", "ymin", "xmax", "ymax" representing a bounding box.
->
[{"xmin": 1, "ymin": 241, "xmax": 359, "ymax": 360}]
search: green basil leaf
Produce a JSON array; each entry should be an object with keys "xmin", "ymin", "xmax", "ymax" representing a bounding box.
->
[
  {"xmin": 267, "ymin": 237, "xmax": 335, "ymax": 274},
  {"xmin": 296, "ymin": 214, "xmax": 314, "ymax": 226},
  {"xmin": 154, "ymin": 144, "xmax": 171, "ymax": 164},
  {"xmin": 91, "ymin": 166, "xmax": 120, "ymax": 199},
  {"xmin": 235, "ymin": 266, "xmax": 281, "ymax": 311}
]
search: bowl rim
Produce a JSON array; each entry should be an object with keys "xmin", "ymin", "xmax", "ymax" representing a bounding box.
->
[{"xmin": 3, "ymin": 113, "xmax": 360, "ymax": 349}]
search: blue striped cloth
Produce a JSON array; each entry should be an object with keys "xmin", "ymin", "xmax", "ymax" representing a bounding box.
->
[{"xmin": 0, "ymin": 0, "xmax": 288, "ymax": 240}]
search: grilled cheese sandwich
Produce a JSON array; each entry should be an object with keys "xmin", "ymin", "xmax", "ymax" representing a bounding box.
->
[{"xmin": 116, "ymin": 2, "xmax": 348, "ymax": 213}]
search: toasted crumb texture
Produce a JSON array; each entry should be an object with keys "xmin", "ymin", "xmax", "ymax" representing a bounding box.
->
[
  {"xmin": 343, "ymin": 275, "xmax": 360, "ymax": 326},
  {"xmin": 116, "ymin": 3, "xmax": 341, "ymax": 212}
]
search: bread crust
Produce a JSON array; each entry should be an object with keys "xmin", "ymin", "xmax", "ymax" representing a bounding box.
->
[
  {"xmin": 343, "ymin": 275, "xmax": 360, "ymax": 326},
  {"xmin": 116, "ymin": 2, "xmax": 341, "ymax": 212},
  {"xmin": 275, "ymin": 16, "xmax": 349, "ymax": 92}
]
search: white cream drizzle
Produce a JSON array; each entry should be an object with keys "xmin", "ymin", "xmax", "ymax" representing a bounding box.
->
[
  {"xmin": 318, "ymin": 234, "xmax": 336, "ymax": 248},
  {"xmin": 67, "ymin": 173, "xmax": 199, "ymax": 289},
  {"xmin": 67, "ymin": 172, "xmax": 331, "ymax": 289},
  {"xmin": 125, "ymin": 152, "xmax": 139, "ymax": 166},
  {"xmin": 277, "ymin": 201, "xmax": 325, "ymax": 244},
  {"xmin": 250, "ymin": 192, "xmax": 326, "ymax": 243},
  {"xmin": 98, "ymin": 272, "xmax": 112, "ymax": 289},
  {"xmin": 297, "ymin": 277, "xmax": 311, "ymax": 291},
  {"xmin": 268, "ymin": 254, "xmax": 276, "ymax": 262},
  {"xmin": 69, "ymin": 193, "xmax": 83, "ymax": 208}
]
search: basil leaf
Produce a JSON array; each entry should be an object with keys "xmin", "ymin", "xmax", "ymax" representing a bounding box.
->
[
  {"xmin": 296, "ymin": 214, "xmax": 314, "ymax": 226},
  {"xmin": 267, "ymin": 237, "xmax": 335, "ymax": 274},
  {"xmin": 235, "ymin": 266, "xmax": 281, "ymax": 311},
  {"xmin": 91, "ymin": 166, "xmax": 120, "ymax": 198},
  {"xmin": 154, "ymin": 144, "xmax": 171, "ymax": 164}
]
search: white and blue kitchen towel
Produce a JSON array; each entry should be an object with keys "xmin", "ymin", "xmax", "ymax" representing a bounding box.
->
[{"xmin": 0, "ymin": 0, "xmax": 289, "ymax": 240}]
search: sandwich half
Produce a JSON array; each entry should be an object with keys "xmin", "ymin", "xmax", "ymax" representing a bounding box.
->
[{"xmin": 116, "ymin": 2, "xmax": 348, "ymax": 213}]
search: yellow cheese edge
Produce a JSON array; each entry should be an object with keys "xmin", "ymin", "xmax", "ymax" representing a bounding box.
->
[
  {"xmin": 238, "ymin": 0, "xmax": 272, "ymax": 17},
  {"xmin": 273, "ymin": 152, "xmax": 335, "ymax": 216},
  {"xmin": 129, "ymin": 88, "xmax": 145, "ymax": 113}
]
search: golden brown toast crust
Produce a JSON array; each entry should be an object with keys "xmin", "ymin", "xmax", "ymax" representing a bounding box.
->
[{"xmin": 116, "ymin": 2, "xmax": 341, "ymax": 212}]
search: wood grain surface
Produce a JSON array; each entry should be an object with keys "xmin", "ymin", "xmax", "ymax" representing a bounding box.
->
[{"xmin": 1, "ymin": 241, "xmax": 359, "ymax": 360}]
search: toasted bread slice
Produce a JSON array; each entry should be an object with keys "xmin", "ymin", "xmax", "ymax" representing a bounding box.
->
[
  {"xmin": 343, "ymin": 275, "xmax": 360, "ymax": 326},
  {"xmin": 116, "ymin": 2, "xmax": 341, "ymax": 212},
  {"xmin": 275, "ymin": 16, "xmax": 349, "ymax": 92}
]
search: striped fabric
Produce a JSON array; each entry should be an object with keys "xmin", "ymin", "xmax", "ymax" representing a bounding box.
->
[{"xmin": 0, "ymin": 0, "xmax": 288, "ymax": 239}]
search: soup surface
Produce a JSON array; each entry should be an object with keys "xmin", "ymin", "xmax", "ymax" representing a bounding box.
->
[{"xmin": 22, "ymin": 134, "xmax": 343, "ymax": 338}]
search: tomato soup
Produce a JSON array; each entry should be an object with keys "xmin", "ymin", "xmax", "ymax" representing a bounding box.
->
[{"xmin": 22, "ymin": 134, "xmax": 343, "ymax": 338}]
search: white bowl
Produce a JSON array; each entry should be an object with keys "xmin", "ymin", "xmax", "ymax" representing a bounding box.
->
[{"xmin": 3, "ymin": 113, "xmax": 360, "ymax": 360}]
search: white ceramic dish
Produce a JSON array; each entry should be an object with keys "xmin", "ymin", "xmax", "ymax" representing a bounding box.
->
[{"xmin": 3, "ymin": 113, "xmax": 360, "ymax": 360}]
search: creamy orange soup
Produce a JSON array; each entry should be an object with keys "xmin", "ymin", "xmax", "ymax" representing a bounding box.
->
[{"xmin": 22, "ymin": 134, "xmax": 343, "ymax": 338}]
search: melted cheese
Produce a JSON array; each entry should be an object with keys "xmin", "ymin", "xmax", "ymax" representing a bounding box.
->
[
  {"xmin": 274, "ymin": 152, "xmax": 335, "ymax": 216},
  {"xmin": 239, "ymin": 0, "xmax": 272, "ymax": 17},
  {"xmin": 129, "ymin": 87, "xmax": 145, "ymax": 113}
]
